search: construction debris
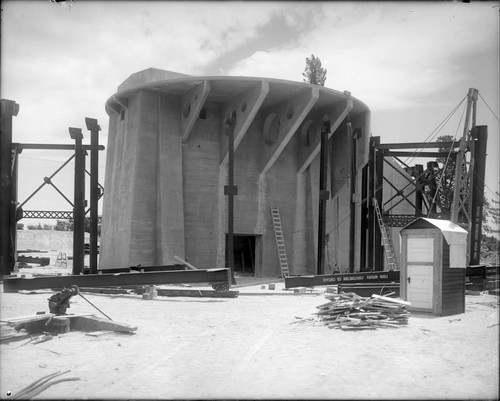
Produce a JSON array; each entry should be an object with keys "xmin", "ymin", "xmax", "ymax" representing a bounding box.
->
[
  {"xmin": 316, "ymin": 292, "xmax": 411, "ymax": 330},
  {"xmin": 1, "ymin": 312, "xmax": 136, "ymax": 337},
  {"xmin": 70, "ymin": 315, "xmax": 137, "ymax": 333}
]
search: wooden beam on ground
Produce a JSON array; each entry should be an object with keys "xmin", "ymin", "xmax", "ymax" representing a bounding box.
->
[
  {"xmin": 174, "ymin": 255, "xmax": 199, "ymax": 270},
  {"xmin": 70, "ymin": 316, "xmax": 137, "ymax": 332}
]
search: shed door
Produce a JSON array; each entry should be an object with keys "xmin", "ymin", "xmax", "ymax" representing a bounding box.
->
[{"xmin": 407, "ymin": 237, "xmax": 434, "ymax": 310}]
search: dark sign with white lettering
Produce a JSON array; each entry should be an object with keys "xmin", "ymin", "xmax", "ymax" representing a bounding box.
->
[{"xmin": 285, "ymin": 271, "xmax": 400, "ymax": 289}]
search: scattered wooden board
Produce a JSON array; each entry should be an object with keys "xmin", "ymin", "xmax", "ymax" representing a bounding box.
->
[
  {"xmin": 85, "ymin": 331, "xmax": 114, "ymax": 337},
  {"xmin": 316, "ymin": 291, "xmax": 410, "ymax": 330},
  {"xmin": 0, "ymin": 323, "xmax": 31, "ymax": 343},
  {"xmin": 371, "ymin": 294, "xmax": 411, "ymax": 306}
]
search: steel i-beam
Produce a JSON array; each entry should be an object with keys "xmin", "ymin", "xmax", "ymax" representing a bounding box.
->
[{"xmin": 3, "ymin": 268, "xmax": 231, "ymax": 292}]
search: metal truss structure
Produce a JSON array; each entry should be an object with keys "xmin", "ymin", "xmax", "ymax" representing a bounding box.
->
[
  {"xmin": 0, "ymin": 98, "xmax": 105, "ymax": 277},
  {"xmin": 360, "ymin": 88, "xmax": 487, "ymax": 269}
]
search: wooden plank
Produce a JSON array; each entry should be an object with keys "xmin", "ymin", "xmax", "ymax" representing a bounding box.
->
[
  {"xmin": 1, "ymin": 313, "xmax": 96, "ymax": 325},
  {"xmin": 70, "ymin": 316, "xmax": 137, "ymax": 332},
  {"xmin": 85, "ymin": 331, "xmax": 113, "ymax": 337},
  {"xmin": 174, "ymin": 256, "xmax": 198, "ymax": 270},
  {"xmin": 0, "ymin": 314, "xmax": 55, "ymax": 324},
  {"xmin": 371, "ymin": 294, "xmax": 411, "ymax": 306}
]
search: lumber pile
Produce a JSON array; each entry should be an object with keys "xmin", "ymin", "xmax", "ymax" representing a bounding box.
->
[{"xmin": 316, "ymin": 292, "xmax": 411, "ymax": 330}]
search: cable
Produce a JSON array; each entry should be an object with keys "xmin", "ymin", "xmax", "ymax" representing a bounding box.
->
[
  {"xmin": 426, "ymin": 98, "xmax": 468, "ymax": 216},
  {"xmin": 370, "ymin": 95, "xmax": 467, "ymax": 207},
  {"xmin": 478, "ymin": 92, "xmax": 500, "ymax": 122},
  {"xmin": 77, "ymin": 292, "xmax": 113, "ymax": 321},
  {"xmin": 12, "ymin": 370, "xmax": 72, "ymax": 399}
]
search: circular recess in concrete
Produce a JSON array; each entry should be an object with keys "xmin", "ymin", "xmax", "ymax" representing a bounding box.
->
[
  {"xmin": 263, "ymin": 113, "xmax": 280, "ymax": 145},
  {"xmin": 183, "ymin": 102, "xmax": 191, "ymax": 118},
  {"xmin": 301, "ymin": 120, "xmax": 318, "ymax": 146}
]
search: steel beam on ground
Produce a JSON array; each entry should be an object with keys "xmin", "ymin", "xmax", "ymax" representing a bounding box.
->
[
  {"xmin": 3, "ymin": 268, "xmax": 231, "ymax": 292},
  {"xmin": 284, "ymin": 270, "xmax": 400, "ymax": 289}
]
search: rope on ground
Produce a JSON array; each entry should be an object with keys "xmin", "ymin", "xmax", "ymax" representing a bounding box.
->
[{"xmin": 12, "ymin": 370, "xmax": 80, "ymax": 400}]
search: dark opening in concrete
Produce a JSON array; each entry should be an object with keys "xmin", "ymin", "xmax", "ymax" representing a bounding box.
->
[{"xmin": 225, "ymin": 234, "xmax": 256, "ymax": 276}]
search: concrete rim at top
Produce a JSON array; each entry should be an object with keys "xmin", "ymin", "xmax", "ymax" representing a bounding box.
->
[{"xmin": 105, "ymin": 69, "xmax": 370, "ymax": 116}]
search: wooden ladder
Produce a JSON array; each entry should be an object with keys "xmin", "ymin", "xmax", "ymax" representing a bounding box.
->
[
  {"xmin": 373, "ymin": 198, "xmax": 398, "ymax": 271},
  {"xmin": 271, "ymin": 206, "xmax": 290, "ymax": 278}
]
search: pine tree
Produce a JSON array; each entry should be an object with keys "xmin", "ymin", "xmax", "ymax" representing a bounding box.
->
[{"xmin": 302, "ymin": 54, "xmax": 327, "ymax": 86}]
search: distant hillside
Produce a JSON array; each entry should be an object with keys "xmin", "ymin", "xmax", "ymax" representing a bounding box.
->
[{"xmin": 17, "ymin": 230, "xmax": 90, "ymax": 254}]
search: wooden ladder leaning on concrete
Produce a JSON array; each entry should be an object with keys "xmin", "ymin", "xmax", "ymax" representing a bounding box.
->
[
  {"xmin": 270, "ymin": 206, "xmax": 290, "ymax": 278},
  {"xmin": 373, "ymin": 198, "xmax": 398, "ymax": 271}
]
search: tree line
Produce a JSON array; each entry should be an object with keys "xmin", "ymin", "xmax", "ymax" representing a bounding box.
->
[{"xmin": 18, "ymin": 218, "xmax": 101, "ymax": 236}]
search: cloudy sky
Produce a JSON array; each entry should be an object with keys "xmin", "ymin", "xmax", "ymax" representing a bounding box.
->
[{"xmin": 1, "ymin": 1, "xmax": 499, "ymax": 220}]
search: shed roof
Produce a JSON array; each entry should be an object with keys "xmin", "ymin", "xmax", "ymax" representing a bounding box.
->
[
  {"xmin": 401, "ymin": 218, "xmax": 467, "ymax": 235},
  {"xmin": 401, "ymin": 218, "xmax": 468, "ymax": 268}
]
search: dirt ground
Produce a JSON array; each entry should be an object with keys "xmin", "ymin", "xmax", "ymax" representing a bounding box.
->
[{"xmin": 0, "ymin": 275, "xmax": 498, "ymax": 400}]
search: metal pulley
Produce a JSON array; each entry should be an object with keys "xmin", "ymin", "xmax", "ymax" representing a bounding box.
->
[{"xmin": 48, "ymin": 285, "xmax": 79, "ymax": 315}]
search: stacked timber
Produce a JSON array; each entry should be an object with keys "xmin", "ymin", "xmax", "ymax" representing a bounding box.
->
[{"xmin": 316, "ymin": 292, "xmax": 410, "ymax": 330}]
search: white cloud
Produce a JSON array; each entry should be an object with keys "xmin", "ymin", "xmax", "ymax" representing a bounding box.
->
[{"xmin": 226, "ymin": 2, "xmax": 499, "ymax": 110}]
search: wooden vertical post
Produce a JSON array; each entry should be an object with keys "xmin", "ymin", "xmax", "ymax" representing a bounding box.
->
[
  {"xmin": 85, "ymin": 118, "xmax": 101, "ymax": 274},
  {"xmin": 367, "ymin": 136, "xmax": 379, "ymax": 270},
  {"xmin": 348, "ymin": 123, "xmax": 357, "ymax": 272},
  {"xmin": 69, "ymin": 127, "xmax": 85, "ymax": 275},
  {"xmin": 469, "ymin": 126, "xmax": 487, "ymax": 265},
  {"xmin": 414, "ymin": 164, "xmax": 424, "ymax": 215},
  {"xmin": 317, "ymin": 120, "xmax": 330, "ymax": 275},
  {"xmin": 375, "ymin": 145, "xmax": 384, "ymax": 270},
  {"xmin": 10, "ymin": 145, "xmax": 20, "ymax": 271},
  {"xmin": 0, "ymin": 99, "xmax": 19, "ymax": 277},
  {"xmin": 360, "ymin": 164, "xmax": 368, "ymax": 270},
  {"xmin": 224, "ymin": 112, "xmax": 237, "ymax": 284}
]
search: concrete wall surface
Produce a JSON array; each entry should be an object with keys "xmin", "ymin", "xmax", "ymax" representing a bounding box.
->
[{"xmin": 100, "ymin": 69, "xmax": 371, "ymax": 276}]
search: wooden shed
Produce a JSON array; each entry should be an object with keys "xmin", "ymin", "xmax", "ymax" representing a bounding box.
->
[{"xmin": 400, "ymin": 218, "xmax": 467, "ymax": 316}]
